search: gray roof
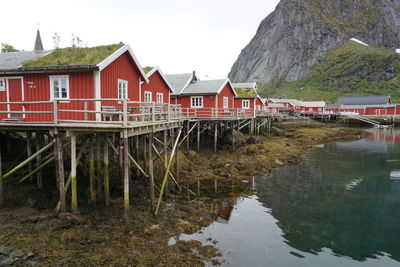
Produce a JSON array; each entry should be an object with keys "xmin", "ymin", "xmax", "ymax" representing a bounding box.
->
[
  {"xmin": 232, "ymin": 82, "xmax": 257, "ymax": 89},
  {"xmin": 164, "ymin": 73, "xmax": 195, "ymax": 94},
  {"xmin": 339, "ymin": 104, "xmax": 397, "ymax": 109},
  {"xmin": 181, "ymin": 79, "xmax": 227, "ymax": 95},
  {"xmin": 337, "ymin": 96, "xmax": 390, "ymax": 105},
  {"xmin": 0, "ymin": 50, "xmax": 51, "ymax": 71},
  {"xmin": 269, "ymin": 98, "xmax": 304, "ymax": 107}
]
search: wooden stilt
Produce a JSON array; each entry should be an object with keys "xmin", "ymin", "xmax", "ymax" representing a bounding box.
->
[
  {"xmin": 103, "ymin": 135, "xmax": 110, "ymax": 207},
  {"xmin": 123, "ymin": 131, "xmax": 130, "ymax": 230},
  {"xmin": 231, "ymin": 121, "xmax": 235, "ymax": 151},
  {"xmin": 175, "ymin": 134, "xmax": 180, "ymax": 181},
  {"xmin": 135, "ymin": 135, "xmax": 140, "ymax": 177},
  {"xmin": 0, "ymin": 142, "xmax": 3, "ymax": 208},
  {"xmin": 55, "ymin": 134, "xmax": 66, "ymax": 212},
  {"xmin": 214, "ymin": 122, "xmax": 218, "ymax": 153},
  {"xmin": 96, "ymin": 136, "xmax": 102, "ymax": 191},
  {"xmin": 163, "ymin": 130, "xmax": 169, "ymax": 198},
  {"xmin": 89, "ymin": 137, "xmax": 96, "ymax": 202},
  {"xmin": 214, "ymin": 179, "xmax": 218, "ymax": 194},
  {"xmin": 71, "ymin": 134, "xmax": 78, "ymax": 214},
  {"xmin": 186, "ymin": 121, "xmax": 190, "ymax": 150},
  {"xmin": 35, "ymin": 133, "xmax": 43, "ymax": 189},
  {"xmin": 197, "ymin": 121, "xmax": 200, "ymax": 151},
  {"xmin": 119, "ymin": 138, "xmax": 124, "ymax": 184},
  {"xmin": 143, "ymin": 135, "xmax": 147, "ymax": 171},
  {"xmin": 148, "ymin": 133, "xmax": 155, "ymax": 213},
  {"xmin": 26, "ymin": 132, "xmax": 33, "ymax": 181}
]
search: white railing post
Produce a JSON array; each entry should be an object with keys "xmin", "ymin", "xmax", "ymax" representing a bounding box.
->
[
  {"xmin": 53, "ymin": 99, "xmax": 58, "ymax": 126},
  {"xmin": 167, "ymin": 103, "xmax": 170, "ymax": 122},
  {"xmin": 84, "ymin": 101, "xmax": 88, "ymax": 121},
  {"xmin": 123, "ymin": 99, "xmax": 128, "ymax": 127},
  {"xmin": 152, "ymin": 102, "xmax": 156, "ymax": 123}
]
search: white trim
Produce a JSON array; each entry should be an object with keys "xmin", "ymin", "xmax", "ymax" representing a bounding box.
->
[
  {"xmin": 139, "ymin": 78, "xmax": 142, "ymax": 102},
  {"xmin": 217, "ymin": 79, "xmax": 237, "ymax": 97},
  {"xmin": 49, "ymin": 75, "xmax": 70, "ymax": 100},
  {"xmin": 242, "ymin": 99, "xmax": 250, "ymax": 109},
  {"xmin": 4, "ymin": 77, "xmax": 25, "ymax": 119},
  {"xmin": 223, "ymin": 96, "xmax": 229, "ymax": 108},
  {"xmin": 144, "ymin": 91, "xmax": 152, "ymax": 103},
  {"xmin": 156, "ymin": 92, "xmax": 163, "ymax": 103},
  {"xmin": 97, "ymin": 44, "xmax": 149, "ymax": 83},
  {"xmin": 146, "ymin": 66, "xmax": 174, "ymax": 93},
  {"xmin": 94, "ymin": 71, "xmax": 101, "ymax": 121},
  {"xmin": 118, "ymin": 79, "xmax": 128, "ymax": 99},
  {"xmin": 191, "ymin": 96, "xmax": 203, "ymax": 108}
]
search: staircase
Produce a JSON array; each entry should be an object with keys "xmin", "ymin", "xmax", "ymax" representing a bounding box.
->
[{"xmin": 341, "ymin": 114, "xmax": 388, "ymax": 128}]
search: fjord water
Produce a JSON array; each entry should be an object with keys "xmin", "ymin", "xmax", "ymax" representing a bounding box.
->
[{"xmin": 180, "ymin": 129, "xmax": 400, "ymax": 267}]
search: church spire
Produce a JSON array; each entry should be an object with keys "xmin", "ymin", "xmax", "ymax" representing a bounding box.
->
[{"xmin": 34, "ymin": 29, "xmax": 43, "ymax": 51}]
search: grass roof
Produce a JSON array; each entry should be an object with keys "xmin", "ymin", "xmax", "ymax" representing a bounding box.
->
[
  {"xmin": 23, "ymin": 43, "xmax": 124, "ymax": 66},
  {"xmin": 143, "ymin": 66, "xmax": 154, "ymax": 74},
  {"xmin": 235, "ymin": 87, "xmax": 257, "ymax": 98}
]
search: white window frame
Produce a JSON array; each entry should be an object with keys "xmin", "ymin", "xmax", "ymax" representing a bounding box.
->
[
  {"xmin": 118, "ymin": 79, "xmax": 128, "ymax": 99},
  {"xmin": 144, "ymin": 91, "xmax": 152, "ymax": 103},
  {"xmin": 0, "ymin": 78, "xmax": 5, "ymax": 91},
  {"xmin": 50, "ymin": 75, "xmax": 70, "ymax": 100},
  {"xmin": 156, "ymin": 93, "xmax": 163, "ymax": 103},
  {"xmin": 223, "ymin": 97, "xmax": 229, "ymax": 108},
  {"xmin": 242, "ymin": 100, "xmax": 250, "ymax": 109},
  {"xmin": 191, "ymin": 96, "xmax": 203, "ymax": 108}
]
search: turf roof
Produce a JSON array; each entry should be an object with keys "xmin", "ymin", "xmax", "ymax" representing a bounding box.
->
[
  {"xmin": 143, "ymin": 66, "xmax": 154, "ymax": 74},
  {"xmin": 23, "ymin": 43, "xmax": 124, "ymax": 66},
  {"xmin": 235, "ymin": 87, "xmax": 257, "ymax": 98}
]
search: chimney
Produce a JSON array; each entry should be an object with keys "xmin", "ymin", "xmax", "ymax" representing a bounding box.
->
[{"xmin": 34, "ymin": 30, "xmax": 44, "ymax": 51}]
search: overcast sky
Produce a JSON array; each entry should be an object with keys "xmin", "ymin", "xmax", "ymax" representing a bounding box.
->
[{"xmin": 0, "ymin": 0, "xmax": 280, "ymax": 79}]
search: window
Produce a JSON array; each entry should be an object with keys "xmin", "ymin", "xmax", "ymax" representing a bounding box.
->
[
  {"xmin": 242, "ymin": 100, "xmax": 250, "ymax": 109},
  {"xmin": 118, "ymin": 79, "xmax": 128, "ymax": 99},
  {"xmin": 223, "ymin": 97, "xmax": 229, "ymax": 108},
  {"xmin": 157, "ymin": 93, "xmax": 163, "ymax": 103},
  {"xmin": 144, "ymin": 91, "xmax": 152, "ymax": 103},
  {"xmin": 191, "ymin": 96, "xmax": 203, "ymax": 108},
  {"xmin": 50, "ymin": 76, "xmax": 69, "ymax": 100},
  {"xmin": 0, "ymin": 79, "xmax": 5, "ymax": 91}
]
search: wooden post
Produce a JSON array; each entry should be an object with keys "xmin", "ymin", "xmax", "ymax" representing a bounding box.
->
[
  {"xmin": 103, "ymin": 135, "xmax": 110, "ymax": 207},
  {"xmin": 123, "ymin": 131, "xmax": 130, "ymax": 229},
  {"xmin": 96, "ymin": 136, "xmax": 102, "ymax": 190},
  {"xmin": 175, "ymin": 133, "xmax": 180, "ymax": 181},
  {"xmin": 119, "ymin": 138, "xmax": 124, "ymax": 184},
  {"xmin": 163, "ymin": 130, "xmax": 169, "ymax": 198},
  {"xmin": 135, "ymin": 135, "xmax": 140, "ymax": 177},
  {"xmin": 35, "ymin": 133, "xmax": 43, "ymax": 189},
  {"xmin": 197, "ymin": 121, "xmax": 200, "ymax": 151},
  {"xmin": 71, "ymin": 134, "xmax": 78, "ymax": 214},
  {"xmin": 143, "ymin": 135, "xmax": 147, "ymax": 171},
  {"xmin": 89, "ymin": 137, "xmax": 96, "ymax": 202},
  {"xmin": 148, "ymin": 133, "xmax": 155, "ymax": 213},
  {"xmin": 0, "ymin": 142, "xmax": 3, "ymax": 208},
  {"xmin": 56, "ymin": 134, "xmax": 66, "ymax": 212},
  {"xmin": 231, "ymin": 121, "xmax": 235, "ymax": 151},
  {"xmin": 186, "ymin": 120, "xmax": 190, "ymax": 150},
  {"xmin": 214, "ymin": 122, "xmax": 218, "ymax": 153},
  {"xmin": 26, "ymin": 132, "xmax": 33, "ymax": 181}
]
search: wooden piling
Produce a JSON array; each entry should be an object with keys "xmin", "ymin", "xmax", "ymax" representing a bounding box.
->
[
  {"xmin": 119, "ymin": 138, "xmax": 124, "ymax": 184},
  {"xmin": 214, "ymin": 122, "xmax": 218, "ymax": 153},
  {"xmin": 197, "ymin": 121, "xmax": 200, "ymax": 151},
  {"xmin": 71, "ymin": 134, "xmax": 78, "ymax": 214},
  {"xmin": 148, "ymin": 133, "xmax": 155, "ymax": 213},
  {"xmin": 163, "ymin": 130, "xmax": 169, "ymax": 198},
  {"xmin": 143, "ymin": 135, "xmax": 147, "ymax": 171},
  {"xmin": 35, "ymin": 133, "xmax": 43, "ymax": 189},
  {"xmin": 103, "ymin": 135, "xmax": 110, "ymax": 207},
  {"xmin": 0, "ymin": 142, "xmax": 3, "ymax": 208},
  {"xmin": 26, "ymin": 132, "xmax": 33, "ymax": 181},
  {"xmin": 186, "ymin": 121, "xmax": 190, "ymax": 150},
  {"xmin": 89, "ymin": 137, "xmax": 96, "ymax": 202},
  {"xmin": 135, "ymin": 135, "xmax": 140, "ymax": 177},
  {"xmin": 55, "ymin": 134, "xmax": 66, "ymax": 212},
  {"xmin": 123, "ymin": 133, "xmax": 130, "ymax": 229},
  {"xmin": 231, "ymin": 121, "xmax": 235, "ymax": 151}
]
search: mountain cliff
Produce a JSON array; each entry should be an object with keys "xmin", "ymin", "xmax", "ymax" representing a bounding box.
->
[{"xmin": 228, "ymin": 0, "xmax": 400, "ymax": 84}]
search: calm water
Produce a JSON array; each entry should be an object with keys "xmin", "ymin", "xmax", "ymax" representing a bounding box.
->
[{"xmin": 177, "ymin": 129, "xmax": 400, "ymax": 267}]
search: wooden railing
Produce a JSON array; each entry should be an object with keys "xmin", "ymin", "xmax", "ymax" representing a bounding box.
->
[{"xmin": 181, "ymin": 107, "xmax": 254, "ymax": 119}]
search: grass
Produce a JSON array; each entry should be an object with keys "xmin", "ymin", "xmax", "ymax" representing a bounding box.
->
[
  {"xmin": 258, "ymin": 41, "xmax": 400, "ymax": 103},
  {"xmin": 143, "ymin": 66, "xmax": 154, "ymax": 74},
  {"xmin": 234, "ymin": 87, "xmax": 257, "ymax": 98},
  {"xmin": 23, "ymin": 44, "xmax": 124, "ymax": 66}
]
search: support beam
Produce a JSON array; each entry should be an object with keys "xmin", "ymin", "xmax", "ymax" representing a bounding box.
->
[
  {"xmin": 35, "ymin": 133, "xmax": 43, "ymax": 189},
  {"xmin": 163, "ymin": 130, "xmax": 168, "ymax": 198},
  {"xmin": 214, "ymin": 122, "xmax": 218, "ymax": 153},
  {"xmin": 89, "ymin": 137, "xmax": 96, "ymax": 202},
  {"xmin": 123, "ymin": 132, "xmax": 130, "ymax": 230},
  {"xmin": 135, "ymin": 135, "xmax": 140, "ymax": 177},
  {"xmin": 96, "ymin": 136, "xmax": 102, "ymax": 192},
  {"xmin": 56, "ymin": 134, "xmax": 66, "ymax": 212},
  {"xmin": 197, "ymin": 121, "xmax": 200, "ymax": 152},
  {"xmin": 148, "ymin": 133, "xmax": 155, "ymax": 213},
  {"xmin": 119, "ymin": 138, "xmax": 124, "ymax": 185},
  {"xmin": 0, "ymin": 142, "xmax": 3, "ymax": 208},
  {"xmin": 26, "ymin": 132, "xmax": 33, "ymax": 181},
  {"xmin": 71, "ymin": 134, "xmax": 78, "ymax": 214},
  {"xmin": 103, "ymin": 135, "xmax": 110, "ymax": 207},
  {"xmin": 186, "ymin": 121, "xmax": 190, "ymax": 150},
  {"xmin": 232, "ymin": 121, "xmax": 235, "ymax": 151}
]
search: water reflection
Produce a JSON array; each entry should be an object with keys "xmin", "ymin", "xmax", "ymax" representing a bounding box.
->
[{"xmin": 177, "ymin": 129, "xmax": 400, "ymax": 267}]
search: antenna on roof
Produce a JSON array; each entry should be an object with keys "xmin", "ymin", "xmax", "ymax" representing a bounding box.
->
[{"xmin": 34, "ymin": 26, "xmax": 44, "ymax": 51}]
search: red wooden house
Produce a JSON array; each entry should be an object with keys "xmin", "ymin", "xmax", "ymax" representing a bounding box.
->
[
  {"xmin": 0, "ymin": 44, "xmax": 149, "ymax": 123},
  {"xmin": 165, "ymin": 72, "xmax": 240, "ymax": 118},
  {"xmin": 268, "ymin": 98, "xmax": 304, "ymax": 112},
  {"xmin": 141, "ymin": 66, "xmax": 173, "ymax": 104},
  {"xmin": 232, "ymin": 82, "xmax": 259, "ymax": 118},
  {"xmin": 301, "ymin": 101, "xmax": 325, "ymax": 114}
]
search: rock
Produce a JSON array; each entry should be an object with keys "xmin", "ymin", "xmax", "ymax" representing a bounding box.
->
[
  {"xmin": 149, "ymin": 224, "xmax": 160, "ymax": 230},
  {"xmin": 27, "ymin": 261, "xmax": 40, "ymax": 267},
  {"xmin": 0, "ymin": 246, "xmax": 12, "ymax": 256},
  {"xmin": 275, "ymin": 159, "xmax": 284, "ymax": 166},
  {"xmin": 247, "ymin": 136, "xmax": 265, "ymax": 144},
  {"xmin": 229, "ymin": 0, "xmax": 400, "ymax": 84},
  {"xmin": 221, "ymin": 129, "xmax": 245, "ymax": 145},
  {"xmin": 9, "ymin": 249, "xmax": 24, "ymax": 259},
  {"xmin": 0, "ymin": 257, "xmax": 13, "ymax": 267}
]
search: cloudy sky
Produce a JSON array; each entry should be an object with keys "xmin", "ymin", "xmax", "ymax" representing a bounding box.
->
[{"xmin": 0, "ymin": 0, "xmax": 280, "ymax": 79}]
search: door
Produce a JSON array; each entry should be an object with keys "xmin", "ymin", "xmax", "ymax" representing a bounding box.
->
[{"xmin": 8, "ymin": 78, "xmax": 23, "ymax": 119}]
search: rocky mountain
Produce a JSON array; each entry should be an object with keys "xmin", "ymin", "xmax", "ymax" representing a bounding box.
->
[{"xmin": 228, "ymin": 0, "xmax": 400, "ymax": 84}]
